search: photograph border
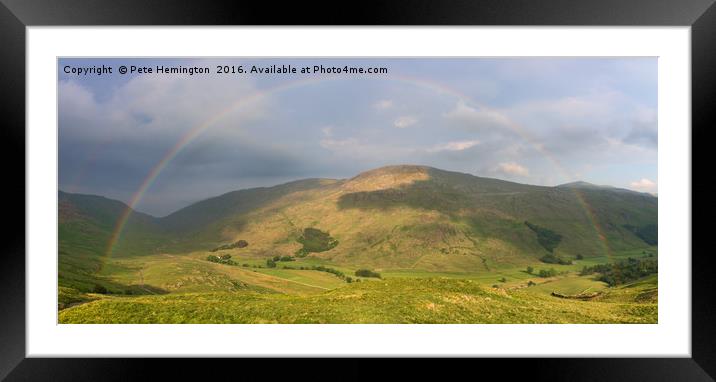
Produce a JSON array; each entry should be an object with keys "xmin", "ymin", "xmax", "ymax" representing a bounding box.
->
[{"xmin": 2, "ymin": 0, "xmax": 715, "ymax": 379}]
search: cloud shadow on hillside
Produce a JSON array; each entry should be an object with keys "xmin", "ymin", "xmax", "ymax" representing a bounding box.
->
[{"xmin": 336, "ymin": 179, "xmax": 471, "ymax": 216}]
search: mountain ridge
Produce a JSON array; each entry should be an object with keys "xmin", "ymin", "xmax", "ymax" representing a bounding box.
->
[{"xmin": 60, "ymin": 164, "xmax": 655, "ymax": 220}]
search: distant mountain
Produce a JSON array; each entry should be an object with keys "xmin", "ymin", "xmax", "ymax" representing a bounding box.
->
[
  {"xmin": 59, "ymin": 165, "xmax": 657, "ymax": 273},
  {"xmin": 59, "ymin": 190, "xmax": 165, "ymax": 252}
]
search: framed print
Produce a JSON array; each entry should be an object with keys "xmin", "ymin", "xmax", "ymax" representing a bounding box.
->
[{"xmin": 2, "ymin": 0, "xmax": 715, "ymax": 379}]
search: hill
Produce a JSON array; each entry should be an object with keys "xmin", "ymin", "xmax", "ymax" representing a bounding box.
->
[{"xmin": 151, "ymin": 165, "xmax": 657, "ymax": 269}]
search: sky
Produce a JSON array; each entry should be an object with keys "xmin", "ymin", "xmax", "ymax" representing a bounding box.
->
[{"xmin": 58, "ymin": 58, "xmax": 657, "ymax": 216}]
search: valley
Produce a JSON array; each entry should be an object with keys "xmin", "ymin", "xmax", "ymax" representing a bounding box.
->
[{"xmin": 58, "ymin": 165, "xmax": 658, "ymax": 324}]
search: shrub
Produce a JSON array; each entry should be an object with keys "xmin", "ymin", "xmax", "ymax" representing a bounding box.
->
[
  {"xmin": 345, "ymin": 277, "xmax": 353, "ymax": 283},
  {"xmin": 92, "ymin": 284, "xmax": 108, "ymax": 294},
  {"xmin": 576, "ymin": 254, "xmax": 584, "ymax": 260},
  {"xmin": 266, "ymin": 259, "xmax": 277, "ymax": 268},
  {"xmin": 210, "ymin": 240, "xmax": 249, "ymax": 252},
  {"xmin": 207, "ymin": 255, "xmax": 236, "ymax": 266},
  {"xmin": 527, "ymin": 281, "xmax": 536, "ymax": 287},
  {"xmin": 355, "ymin": 269, "xmax": 381, "ymax": 279},
  {"xmin": 280, "ymin": 256, "xmax": 294, "ymax": 262},
  {"xmin": 526, "ymin": 266, "xmax": 534, "ymax": 274},
  {"xmin": 499, "ymin": 277, "xmax": 507, "ymax": 283},
  {"xmin": 305, "ymin": 265, "xmax": 345, "ymax": 279}
]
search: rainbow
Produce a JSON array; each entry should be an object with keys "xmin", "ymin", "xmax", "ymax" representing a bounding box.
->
[{"xmin": 102, "ymin": 73, "xmax": 612, "ymax": 263}]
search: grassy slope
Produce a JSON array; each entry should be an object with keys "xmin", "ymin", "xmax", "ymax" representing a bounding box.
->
[
  {"xmin": 59, "ymin": 277, "xmax": 657, "ymax": 324},
  {"xmin": 99, "ymin": 253, "xmax": 346, "ymax": 295},
  {"xmin": 156, "ymin": 179, "xmax": 337, "ymax": 247}
]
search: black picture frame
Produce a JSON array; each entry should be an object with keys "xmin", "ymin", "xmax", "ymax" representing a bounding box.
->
[{"xmin": 1, "ymin": 0, "xmax": 714, "ymax": 379}]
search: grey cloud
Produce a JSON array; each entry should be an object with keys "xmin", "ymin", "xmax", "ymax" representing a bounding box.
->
[
  {"xmin": 623, "ymin": 122, "xmax": 657, "ymax": 148},
  {"xmin": 59, "ymin": 58, "xmax": 657, "ymax": 215}
]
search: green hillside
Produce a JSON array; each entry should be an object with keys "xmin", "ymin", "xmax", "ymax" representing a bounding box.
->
[
  {"xmin": 57, "ymin": 165, "xmax": 658, "ymax": 323},
  {"xmin": 58, "ymin": 191, "xmax": 171, "ymax": 293}
]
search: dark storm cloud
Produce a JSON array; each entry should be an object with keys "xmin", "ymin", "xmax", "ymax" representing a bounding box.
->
[{"xmin": 167, "ymin": 137, "xmax": 317, "ymax": 179}]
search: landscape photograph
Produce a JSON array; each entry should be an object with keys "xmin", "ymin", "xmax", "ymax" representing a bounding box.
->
[{"xmin": 57, "ymin": 57, "xmax": 658, "ymax": 324}]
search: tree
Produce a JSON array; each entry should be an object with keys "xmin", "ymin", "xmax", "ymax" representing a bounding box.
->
[
  {"xmin": 355, "ymin": 269, "xmax": 381, "ymax": 278},
  {"xmin": 581, "ymin": 257, "xmax": 657, "ymax": 286},
  {"xmin": 92, "ymin": 284, "xmax": 108, "ymax": 294},
  {"xmin": 526, "ymin": 266, "xmax": 534, "ymax": 274},
  {"xmin": 538, "ymin": 268, "xmax": 557, "ymax": 278},
  {"xmin": 296, "ymin": 227, "xmax": 339, "ymax": 255},
  {"xmin": 527, "ymin": 281, "xmax": 536, "ymax": 287},
  {"xmin": 266, "ymin": 259, "xmax": 277, "ymax": 268},
  {"xmin": 540, "ymin": 253, "xmax": 572, "ymax": 265}
]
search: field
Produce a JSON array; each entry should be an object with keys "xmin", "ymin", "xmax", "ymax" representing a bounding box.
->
[
  {"xmin": 58, "ymin": 246, "xmax": 658, "ymax": 324},
  {"xmin": 59, "ymin": 272, "xmax": 657, "ymax": 324}
]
